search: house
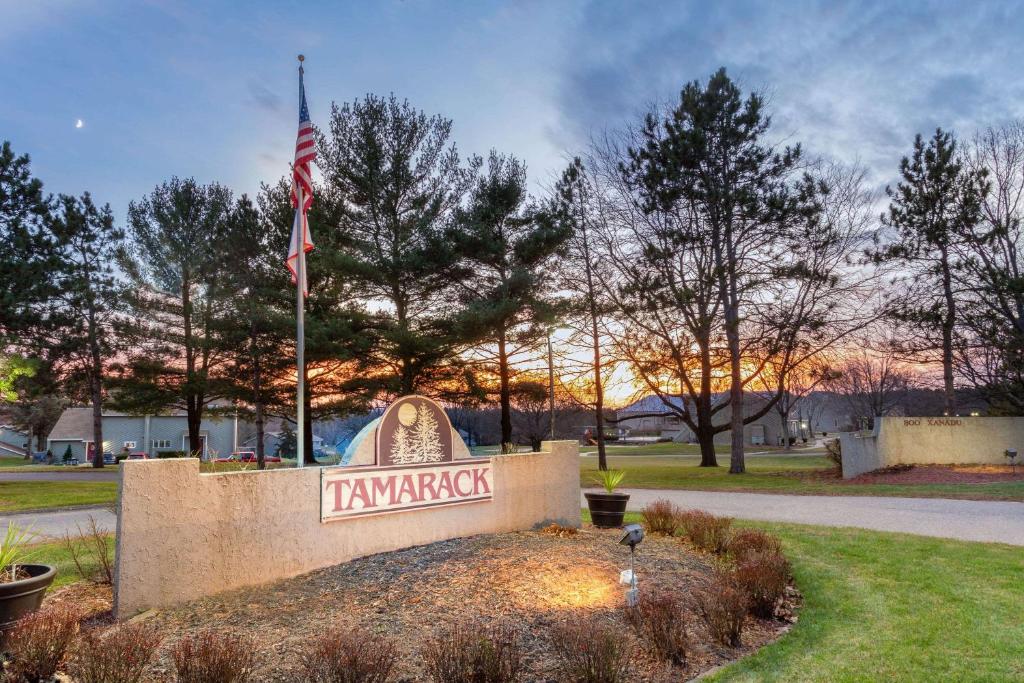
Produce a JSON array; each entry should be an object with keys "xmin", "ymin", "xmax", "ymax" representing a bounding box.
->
[
  {"xmin": 47, "ymin": 407, "xmax": 253, "ymax": 461},
  {"xmin": 0, "ymin": 426, "xmax": 28, "ymax": 457}
]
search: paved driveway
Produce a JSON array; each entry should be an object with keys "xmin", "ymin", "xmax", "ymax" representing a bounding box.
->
[
  {"xmin": 3, "ymin": 506, "xmax": 116, "ymax": 539},
  {"xmin": 583, "ymin": 488, "xmax": 1024, "ymax": 546}
]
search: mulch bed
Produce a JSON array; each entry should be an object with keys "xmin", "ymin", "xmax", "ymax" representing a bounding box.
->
[
  {"xmin": 844, "ymin": 463, "xmax": 1024, "ymax": 485},
  {"xmin": 60, "ymin": 527, "xmax": 798, "ymax": 681}
]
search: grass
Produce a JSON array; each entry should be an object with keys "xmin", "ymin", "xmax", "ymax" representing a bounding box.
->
[
  {"xmin": 581, "ymin": 441, "xmax": 788, "ymax": 456},
  {"xmin": 592, "ymin": 510, "xmax": 1024, "ymax": 681},
  {"xmin": 22, "ymin": 535, "xmax": 115, "ymax": 591},
  {"xmin": 581, "ymin": 453, "xmax": 1024, "ymax": 501},
  {"xmin": 0, "ymin": 481, "xmax": 118, "ymax": 512}
]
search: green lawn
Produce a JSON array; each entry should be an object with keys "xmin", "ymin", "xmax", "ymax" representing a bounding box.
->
[
  {"xmin": 24, "ymin": 535, "xmax": 115, "ymax": 590},
  {"xmin": 0, "ymin": 481, "xmax": 118, "ymax": 512},
  {"xmin": 596, "ymin": 511, "xmax": 1024, "ymax": 681},
  {"xmin": 581, "ymin": 454, "xmax": 1024, "ymax": 501}
]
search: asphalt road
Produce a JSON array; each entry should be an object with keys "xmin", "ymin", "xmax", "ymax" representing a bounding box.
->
[
  {"xmin": 0, "ymin": 470, "xmax": 120, "ymax": 482},
  {"xmin": 3, "ymin": 506, "xmax": 116, "ymax": 539},
  {"xmin": 587, "ymin": 488, "xmax": 1024, "ymax": 546}
]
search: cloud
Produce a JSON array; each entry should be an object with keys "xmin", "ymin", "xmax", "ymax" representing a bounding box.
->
[
  {"xmin": 552, "ymin": 0, "xmax": 1024, "ymax": 184},
  {"xmin": 249, "ymin": 80, "xmax": 283, "ymax": 112}
]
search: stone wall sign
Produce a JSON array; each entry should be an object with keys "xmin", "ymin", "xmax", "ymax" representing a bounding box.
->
[{"xmin": 321, "ymin": 395, "xmax": 492, "ymax": 521}]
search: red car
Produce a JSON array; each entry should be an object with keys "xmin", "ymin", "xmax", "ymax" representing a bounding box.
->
[
  {"xmin": 126, "ymin": 452, "xmax": 150, "ymax": 460},
  {"xmin": 220, "ymin": 451, "xmax": 282, "ymax": 464}
]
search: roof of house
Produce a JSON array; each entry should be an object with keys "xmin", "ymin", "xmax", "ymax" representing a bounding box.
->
[{"xmin": 48, "ymin": 407, "xmax": 125, "ymax": 441}]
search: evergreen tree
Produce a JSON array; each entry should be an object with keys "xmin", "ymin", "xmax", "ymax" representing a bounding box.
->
[
  {"xmin": 412, "ymin": 402, "xmax": 443, "ymax": 462},
  {"xmin": 47, "ymin": 193, "xmax": 124, "ymax": 468},
  {"xmin": 257, "ymin": 179, "xmax": 375, "ymax": 464},
  {"xmin": 62, "ymin": 443, "xmax": 73, "ymax": 464},
  {"xmin": 392, "ymin": 423, "xmax": 414, "ymax": 464},
  {"xmin": 876, "ymin": 129, "xmax": 987, "ymax": 416},
  {"xmin": 624, "ymin": 68, "xmax": 807, "ymax": 473},
  {"xmin": 275, "ymin": 421, "xmax": 297, "ymax": 460},
  {"xmin": 318, "ymin": 94, "xmax": 480, "ymax": 399},
  {"xmin": 0, "ymin": 141, "xmax": 55, "ymax": 343},
  {"xmin": 115, "ymin": 177, "xmax": 235, "ymax": 457},
  {"xmin": 452, "ymin": 152, "xmax": 571, "ymax": 452},
  {"xmin": 217, "ymin": 195, "xmax": 293, "ymax": 469}
]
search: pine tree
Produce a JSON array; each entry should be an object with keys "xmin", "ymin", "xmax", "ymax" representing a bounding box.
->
[
  {"xmin": 452, "ymin": 152, "xmax": 571, "ymax": 452},
  {"xmin": 318, "ymin": 94, "xmax": 480, "ymax": 399},
  {"xmin": 413, "ymin": 403, "xmax": 444, "ymax": 462},
  {"xmin": 876, "ymin": 129, "xmax": 987, "ymax": 416},
  {"xmin": 114, "ymin": 177, "xmax": 235, "ymax": 456},
  {"xmin": 276, "ymin": 421, "xmax": 298, "ymax": 460},
  {"xmin": 47, "ymin": 193, "xmax": 124, "ymax": 468}
]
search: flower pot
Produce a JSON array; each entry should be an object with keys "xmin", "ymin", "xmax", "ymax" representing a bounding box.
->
[
  {"xmin": 584, "ymin": 491, "xmax": 630, "ymax": 528},
  {"xmin": 0, "ymin": 565, "xmax": 56, "ymax": 633}
]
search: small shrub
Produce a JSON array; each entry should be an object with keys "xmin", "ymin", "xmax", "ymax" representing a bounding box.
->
[
  {"xmin": 693, "ymin": 571, "xmax": 748, "ymax": 647},
  {"xmin": 422, "ymin": 622, "xmax": 523, "ymax": 683},
  {"xmin": 3, "ymin": 603, "xmax": 81, "ymax": 682},
  {"xmin": 540, "ymin": 523, "xmax": 578, "ymax": 538},
  {"xmin": 678, "ymin": 510, "xmax": 732, "ymax": 554},
  {"xmin": 733, "ymin": 551, "xmax": 790, "ymax": 619},
  {"xmin": 727, "ymin": 529, "xmax": 782, "ymax": 564},
  {"xmin": 69, "ymin": 622, "xmax": 162, "ymax": 683},
  {"xmin": 640, "ymin": 500, "xmax": 679, "ymax": 536},
  {"xmin": 300, "ymin": 627, "xmax": 396, "ymax": 683},
  {"xmin": 550, "ymin": 618, "xmax": 631, "ymax": 683},
  {"xmin": 171, "ymin": 630, "xmax": 256, "ymax": 683},
  {"xmin": 61, "ymin": 515, "xmax": 114, "ymax": 584},
  {"xmin": 824, "ymin": 439, "xmax": 842, "ymax": 471},
  {"xmin": 624, "ymin": 593, "xmax": 688, "ymax": 665}
]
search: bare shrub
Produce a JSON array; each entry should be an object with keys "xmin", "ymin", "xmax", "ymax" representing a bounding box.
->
[
  {"xmin": 61, "ymin": 516, "xmax": 114, "ymax": 584},
  {"xmin": 422, "ymin": 622, "xmax": 523, "ymax": 683},
  {"xmin": 678, "ymin": 510, "xmax": 733, "ymax": 554},
  {"xmin": 171, "ymin": 630, "xmax": 256, "ymax": 683},
  {"xmin": 693, "ymin": 571, "xmax": 748, "ymax": 647},
  {"xmin": 733, "ymin": 551, "xmax": 790, "ymax": 619},
  {"xmin": 300, "ymin": 627, "xmax": 397, "ymax": 683},
  {"xmin": 550, "ymin": 618, "xmax": 631, "ymax": 683},
  {"xmin": 3, "ymin": 603, "xmax": 81, "ymax": 682},
  {"xmin": 69, "ymin": 622, "xmax": 162, "ymax": 683},
  {"xmin": 624, "ymin": 593, "xmax": 689, "ymax": 665},
  {"xmin": 640, "ymin": 500, "xmax": 680, "ymax": 536},
  {"xmin": 727, "ymin": 529, "xmax": 782, "ymax": 564},
  {"xmin": 540, "ymin": 523, "xmax": 578, "ymax": 538},
  {"xmin": 824, "ymin": 439, "xmax": 842, "ymax": 472}
]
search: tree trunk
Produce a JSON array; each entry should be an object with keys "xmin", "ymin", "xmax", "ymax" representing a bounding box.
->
[
  {"xmin": 90, "ymin": 374, "xmax": 104, "ymax": 468},
  {"xmin": 497, "ymin": 332, "xmax": 513, "ymax": 452},
  {"xmin": 186, "ymin": 402, "xmax": 202, "ymax": 459},
  {"xmin": 696, "ymin": 426, "xmax": 717, "ymax": 469},
  {"xmin": 726, "ymin": 304, "xmax": 745, "ymax": 473},
  {"xmin": 251, "ymin": 321, "xmax": 266, "ymax": 470},
  {"xmin": 940, "ymin": 250, "xmax": 957, "ymax": 416},
  {"xmin": 780, "ymin": 409, "xmax": 791, "ymax": 451},
  {"xmin": 585, "ymin": 256, "xmax": 608, "ymax": 471}
]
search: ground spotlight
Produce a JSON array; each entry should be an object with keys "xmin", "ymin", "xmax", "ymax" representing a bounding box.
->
[{"xmin": 619, "ymin": 523, "xmax": 644, "ymax": 606}]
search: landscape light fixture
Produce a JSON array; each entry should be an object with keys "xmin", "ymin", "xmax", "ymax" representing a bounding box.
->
[
  {"xmin": 619, "ymin": 523, "xmax": 644, "ymax": 606},
  {"xmin": 1006, "ymin": 448, "xmax": 1018, "ymax": 474}
]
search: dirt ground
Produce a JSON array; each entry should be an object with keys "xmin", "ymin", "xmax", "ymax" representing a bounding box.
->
[
  {"xmin": 53, "ymin": 527, "xmax": 796, "ymax": 682},
  {"xmin": 844, "ymin": 463, "xmax": 1024, "ymax": 485}
]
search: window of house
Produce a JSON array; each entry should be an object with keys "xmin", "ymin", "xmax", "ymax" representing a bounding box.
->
[
  {"xmin": 151, "ymin": 439, "xmax": 171, "ymax": 449},
  {"xmin": 123, "ymin": 441, "xmax": 136, "ymax": 449}
]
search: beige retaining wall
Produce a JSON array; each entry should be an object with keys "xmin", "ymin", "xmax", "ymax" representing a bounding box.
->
[
  {"xmin": 114, "ymin": 441, "xmax": 580, "ymax": 617},
  {"xmin": 839, "ymin": 416, "xmax": 1024, "ymax": 479}
]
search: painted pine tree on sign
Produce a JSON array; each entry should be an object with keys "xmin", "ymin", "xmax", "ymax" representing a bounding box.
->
[
  {"xmin": 391, "ymin": 423, "xmax": 416, "ymax": 464},
  {"xmin": 413, "ymin": 403, "xmax": 444, "ymax": 462}
]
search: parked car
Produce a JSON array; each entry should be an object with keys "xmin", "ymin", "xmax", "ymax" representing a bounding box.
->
[
  {"xmin": 235, "ymin": 451, "xmax": 282, "ymax": 463},
  {"xmin": 213, "ymin": 453, "xmax": 238, "ymax": 463},
  {"xmin": 126, "ymin": 452, "xmax": 149, "ymax": 460},
  {"xmin": 87, "ymin": 451, "xmax": 116, "ymax": 465}
]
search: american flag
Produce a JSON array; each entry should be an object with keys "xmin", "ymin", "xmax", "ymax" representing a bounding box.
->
[{"xmin": 286, "ymin": 65, "xmax": 315, "ymax": 296}]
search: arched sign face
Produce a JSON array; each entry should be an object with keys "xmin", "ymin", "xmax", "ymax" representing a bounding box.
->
[
  {"xmin": 376, "ymin": 396, "xmax": 454, "ymax": 467},
  {"xmin": 321, "ymin": 395, "xmax": 492, "ymax": 521}
]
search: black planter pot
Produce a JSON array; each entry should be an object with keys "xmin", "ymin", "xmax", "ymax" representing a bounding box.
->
[
  {"xmin": 0, "ymin": 564, "xmax": 56, "ymax": 633},
  {"xmin": 585, "ymin": 491, "xmax": 630, "ymax": 528}
]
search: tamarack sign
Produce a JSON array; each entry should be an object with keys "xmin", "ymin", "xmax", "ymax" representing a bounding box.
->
[{"xmin": 320, "ymin": 395, "xmax": 493, "ymax": 521}]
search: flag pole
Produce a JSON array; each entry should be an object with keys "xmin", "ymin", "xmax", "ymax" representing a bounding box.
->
[{"xmin": 295, "ymin": 54, "xmax": 306, "ymax": 469}]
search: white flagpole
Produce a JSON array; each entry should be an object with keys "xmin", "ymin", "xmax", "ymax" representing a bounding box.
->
[{"xmin": 296, "ymin": 197, "xmax": 306, "ymax": 469}]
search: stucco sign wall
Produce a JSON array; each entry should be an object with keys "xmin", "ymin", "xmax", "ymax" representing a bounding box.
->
[{"xmin": 114, "ymin": 395, "xmax": 581, "ymax": 617}]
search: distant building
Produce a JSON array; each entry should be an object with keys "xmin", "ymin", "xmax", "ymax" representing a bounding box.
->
[
  {"xmin": 615, "ymin": 392, "xmax": 848, "ymax": 446},
  {"xmin": 47, "ymin": 407, "xmax": 252, "ymax": 461},
  {"xmin": 0, "ymin": 425, "xmax": 28, "ymax": 457}
]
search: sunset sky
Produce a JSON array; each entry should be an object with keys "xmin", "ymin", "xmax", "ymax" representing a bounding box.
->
[{"xmin": 4, "ymin": 0, "xmax": 1024, "ymax": 225}]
